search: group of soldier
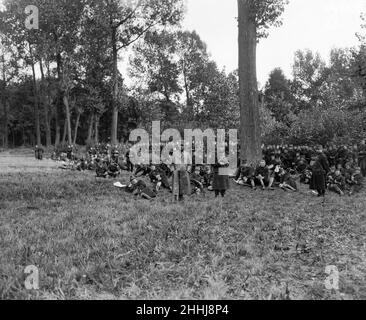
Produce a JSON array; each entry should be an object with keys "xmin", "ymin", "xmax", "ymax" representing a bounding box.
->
[
  {"xmin": 235, "ymin": 141, "xmax": 366, "ymax": 197},
  {"xmin": 43, "ymin": 139, "xmax": 366, "ymax": 200}
]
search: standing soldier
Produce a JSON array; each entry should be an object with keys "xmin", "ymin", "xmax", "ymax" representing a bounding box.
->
[
  {"xmin": 66, "ymin": 145, "xmax": 73, "ymax": 160},
  {"xmin": 212, "ymin": 157, "xmax": 230, "ymax": 198},
  {"xmin": 34, "ymin": 145, "xmax": 40, "ymax": 160},
  {"xmin": 172, "ymin": 145, "xmax": 192, "ymax": 202},
  {"xmin": 38, "ymin": 145, "xmax": 44, "ymax": 160},
  {"xmin": 34, "ymin": 145, "xmax": 44, "ymax": 160},
  {"xmin": 310, "ymin": 146, "xmax": 330, "ymax": 197}
]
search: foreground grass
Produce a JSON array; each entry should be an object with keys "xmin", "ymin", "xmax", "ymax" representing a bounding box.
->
[{"xmin": 0, "ymin": 168, "xmax": 366, "ymax": 300}]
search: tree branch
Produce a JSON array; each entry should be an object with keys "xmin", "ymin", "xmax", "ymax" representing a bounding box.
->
[
  {"xmin": 118, "ymin": 21, "xmax": 159, "ymax": 51},
  {"xmin": 113, "ymin": 0, "xmax": 143, "ymax": 29}
]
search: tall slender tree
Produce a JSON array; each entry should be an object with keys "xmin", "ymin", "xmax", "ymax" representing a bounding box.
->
[{"xmin": 91, "ymin": 0, "xmax": 184, "ymax": 145}]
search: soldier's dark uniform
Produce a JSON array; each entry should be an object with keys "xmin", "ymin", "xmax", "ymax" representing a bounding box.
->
[{"xmin": 35, "ymin": 146, "xmax": 44, "ymax": 160}]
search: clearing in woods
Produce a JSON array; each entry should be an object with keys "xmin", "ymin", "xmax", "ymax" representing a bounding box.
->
[
  {"xmin": 0, "ymin": 149, "xmax": 58, "ymax": 173},
  {"xmin": 0, "ymin": 149, "xmax": 365, "ymax": 300}
]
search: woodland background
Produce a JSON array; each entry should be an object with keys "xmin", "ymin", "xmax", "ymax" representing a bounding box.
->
[{"xmin": 1, "ymin": 0, "xmax": 366, "ymax": 150}]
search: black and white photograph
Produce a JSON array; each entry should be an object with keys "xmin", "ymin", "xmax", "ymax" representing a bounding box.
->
[{"xmin": 0, "ymin": 0, "xmax": 366, "ymax": 304}]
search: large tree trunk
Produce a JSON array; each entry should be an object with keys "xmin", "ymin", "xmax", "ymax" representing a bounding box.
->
[
  {"xmin": 73, "ymin": 111, "xmax": 81, "ymax": 145},
  {"xmin": 55, "ymin": 105, "xmax": 61, "ymax": 146},
  {"xmin": 29, "ymin": 45, "xmax": 41, "ymax": 146},
  {"xmin": 1, "ymin": 54, "xmax": 8, "ymax": 149},
  {"xmin": 62, "ymin": 121, "xmax": 67, "ymax": 144},
  {"xmin": 63, "ymin": 93, "xmax": 73, "ymax": 145},
  {"xmin": 39, "ymin": 58, "xmax": 52, "ymax": 147},
  {"xmin": 87, "ymin": 113, "xmax": 94, "ymax": 142},
  {"xmin": 95, "ymin": 115, "xmax": 100, "ymax": 144},
  {"xmin": 111, "ymin": 27, "xmax": 119, "ymax": 145},
  {"xmin": 55, "ymin": 53, "xmax": 63, "ymax": 146},
  {"xmin": 238, "ymin": 0, "xmax": 262, "ymax": 164},
  {"xmin": 2, "ymin": 99, "xmax": 8, "ymax": 149},
  {"xmin": 12, "ymin": 128, "xmax": 15, "ymax": 148}
]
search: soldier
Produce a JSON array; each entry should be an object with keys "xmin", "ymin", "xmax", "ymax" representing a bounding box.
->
[
  {"xmin": 344, "ymin": 162, "xmax": 355, "ymax": 186},
  {"xmin": 328, "ymin": 170, "xmax": 346, "ymax": 196},
  {"xmin": 348, "ymin": 167, "xmax": 364, "ymax": 195},
  {"xmin": 327, "ymin": 144, "xmax": 337, "ymax": 167},
  {"xmin": 34, "ymin": 145, "xmax": 44, "ymax": 160},
  {"xmin": 126, "ymin": 177, "xmax": 157, "ymax": 200},
  {"xmin": 295, "ymin": 156, "xmax": 308, "ymax": 175},
  {"xmin": 212, "ymin": 158, "xmax": 230, "ymax": 198},
  {"xmin": 335, "ymin": 145, "xmax": 348, "ymax": 166},
  {"xmin": 76, "ymin": 158, "xmax": 87, "ymax": 171},
  {"xmin": 309, "ymin": 146, "xmax": 330, "ymax": 197},
  {"xmin": 190, "ymin": 166, "xmax": 204, "ymax": 195},
  {"xmin": 235, "ymin": 160, "xmax": 252, "ymax": 188},
  {"xmin": 255, "ymin": 160, "xmax": 275, "ymax": 190},
  {"xmin": 66, "ymin": 145, "xmax": 73, "ymax": 160},
  {"xmin": 107, "ymin": 160, "xmax": 121, "ymax": 178},
  {"xmin": 172, "ymin": 147, "xmax": 192, "ymax": 201},
  {"xmin": 111, "ymin": 147, "xmax": 120, "ymax": 163},
  {"xmin": 278, "ymin": 168, "xmax": 298, "ymax": 192},
  {"xmin": 96, "ymin": 160, "xmax": 108, "ymax": 178}
]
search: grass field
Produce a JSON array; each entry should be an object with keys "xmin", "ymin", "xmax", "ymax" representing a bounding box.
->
[{"xmin": 0, "ymin": 150, "xmax": 365, "ymax": 300}]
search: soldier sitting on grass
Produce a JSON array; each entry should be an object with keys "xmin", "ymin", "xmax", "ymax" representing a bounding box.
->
[
  {"xmin": 278, "ymin": 167, "xmax": 298, "ymax": 192},
  {"xmin": 107, "ymin": 160, "xmax": 121, "ymax": 178},
  {"xmin": 234, "ymin": 160, "xmax": 256, "ymax": 190},
  {"xmin": 328, "ymin": 169, "xmax": 346, "ymax": 196},
  {"xmin": 126, "ymin": 177, "xmax": 157, "ymax": 200},
  {"xmin": 255, "ymin": 160, "xmax": 275, "ymax": 191},
  {"xmin": 348, "ymin": 167, "xmax": 364, "ymax": 196},
  {"xmin": 149, "ymin": 165, "xmax": 171, "ymax": 192},
  {"xmin": 96, "ymin": 159, "xmax": 108, "ymax": 178},
  {"xmin": 190, "ymin": 166, "xmax": 205, "ymax": 195},
  {"xmin": 76, "ymin": 158, "xmax": 87, "ymax": 171}
]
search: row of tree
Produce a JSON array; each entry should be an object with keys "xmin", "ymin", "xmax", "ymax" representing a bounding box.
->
[
  {"xmin": 0, "ymin": 0, "xmax": 184, "ymax": 148},
  {"xmin": 0, "ymin": 0, "xmax": 290, "ymax": 164},
  {"xmin": 1, "ymin": 0, "xmax": 365, "ymax": 163}
]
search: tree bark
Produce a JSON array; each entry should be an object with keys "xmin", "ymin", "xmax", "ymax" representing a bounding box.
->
[
  {"xmin": 39, "ymin": 58, "xmax": 52, "ymax": 147},
  {"xmin": 2, "ymin": 99, "xmax": 8, "ymax": 149},
  {"xmin": 55, "ymin": 102, "xmax": 61, "ymax": 146},
  {"xmin": 29, "ymin": 45, "xmax": 42, "ymax": 146},
  {"xmin": 238, "ymin": 0, "xmax": 262, "ymax": 164},
  {"xmin": 62, "ymin": 120, "xmax": 67, "ymax": 144},
  {"xmin": 1, "ymin": 54, "xmax": 8, "ymax": 149},
  {"xmin": 87, "ymin": 113, "xmax": 94, "ymax": 142},
  {"xmin": 55, "ymin": 53, "xmax": 63, "ymax": 146},
  {"xmin": 63, "ymin": 93, "xmax": 73, "ymax": 145},
  {"xmin": 111, "ymin": 27, "xmax": 119, "ymax": 145},
  {"xmin": 73, "ymin": 111, "xmax": 81, "ymax": 145},
  {"xmin": 95, "ymin": 114, "xmax": 100, "ymax": 144}
]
